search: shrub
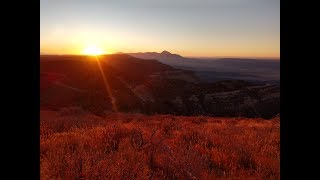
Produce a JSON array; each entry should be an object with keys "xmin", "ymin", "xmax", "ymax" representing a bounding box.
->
[{"xmin": 40, "ymin": 111, "xmax": 280, "ymax": 179}]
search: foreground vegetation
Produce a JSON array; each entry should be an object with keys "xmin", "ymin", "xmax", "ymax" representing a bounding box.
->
[{"xmin": 40, "ymin": 107, "xmax": 280, "ymax": 179}]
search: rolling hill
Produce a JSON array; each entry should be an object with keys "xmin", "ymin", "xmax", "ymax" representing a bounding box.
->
[{"xmin": 40, "ymin": 54, "xmax": 279, "ymax": 119}]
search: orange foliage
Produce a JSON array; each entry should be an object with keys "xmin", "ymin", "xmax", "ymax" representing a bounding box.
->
[{"xmin": 40, "ymin": 107, "xmax": 280, "ymax": 179}]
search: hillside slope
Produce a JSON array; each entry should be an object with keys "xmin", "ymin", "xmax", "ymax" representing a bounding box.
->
[{"xmin": 40, "ymin": 54, "xmax": 279, "ymax": 118}]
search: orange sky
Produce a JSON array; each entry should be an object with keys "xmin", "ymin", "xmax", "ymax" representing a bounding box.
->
[{"xmin": 40, "ymin": 0, "xmax": 280, "ymax": 58}]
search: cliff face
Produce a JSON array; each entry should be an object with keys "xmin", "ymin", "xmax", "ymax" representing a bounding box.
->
[
  {"xmin": 202, "ymin": 85, "xmax": 279, "ymax": 118},
  {"xmin": 137, "ymin": 80, "xmax": 279, "ymax": 119},
  {"xmin": 40, "ymin": 55, "xmax": 279, "ymax": 119}
]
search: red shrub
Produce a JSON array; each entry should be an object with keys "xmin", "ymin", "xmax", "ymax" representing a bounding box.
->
[{"xmin": 40, "ymin": 110, "xmax": 280, "ymax": 179}]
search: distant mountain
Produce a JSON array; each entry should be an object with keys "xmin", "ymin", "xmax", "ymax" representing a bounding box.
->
[
  {"xmin": 126, "ymin": 51, "xmax": 280, "ymax": 83},
  {"xmin": 127, "ymin": 50, "xmax": 182, "ymax": 60},
  {"xmin": 41, "ymin": 54, "xmax": 279, "ymax": 118}
]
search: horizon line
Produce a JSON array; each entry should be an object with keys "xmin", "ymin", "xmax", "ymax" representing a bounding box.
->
[{"xmin": 40, "ymin": 52, "xmax": 280, "ymax": 60}]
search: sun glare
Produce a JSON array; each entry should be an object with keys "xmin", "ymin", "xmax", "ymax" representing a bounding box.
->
[{"xmin": 83, "ymin": 45, "xmax": 104, "ymax": 56}]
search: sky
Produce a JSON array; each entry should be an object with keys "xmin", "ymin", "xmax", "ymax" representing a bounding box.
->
[{"xmin": 40, "ymin": 0, "xmax": 280, "ymax": 58}]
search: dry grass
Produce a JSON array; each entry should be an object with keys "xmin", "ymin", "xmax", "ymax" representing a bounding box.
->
[{"xmin": 40, "ymin": 107, "xmax": 280, "ymax": 179}]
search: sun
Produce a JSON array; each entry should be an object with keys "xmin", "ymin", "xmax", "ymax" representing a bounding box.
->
[{"xmin": 83, "ymin": 45, "xmax": 104, "ymax": 56}]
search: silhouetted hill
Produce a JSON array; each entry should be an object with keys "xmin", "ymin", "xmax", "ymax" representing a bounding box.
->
[{"xmin": 40, "ymin": 54, "xmax": 279, "ymax": 118}]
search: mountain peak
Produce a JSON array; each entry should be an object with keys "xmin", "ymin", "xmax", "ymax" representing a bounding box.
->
[
  {"xmin": 161, "ymin": 50, "xmax": 172, "ymax": 55},
  {"xmin": 160, "ymin": 50, "xmax": 182, "ymax": 58}
]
